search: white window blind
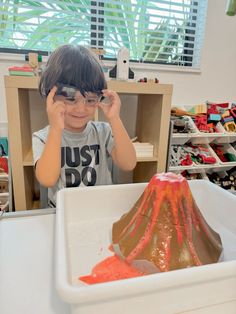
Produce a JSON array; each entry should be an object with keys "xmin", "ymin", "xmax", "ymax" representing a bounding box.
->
[{"xmin": 0, "ymin": 0, "xmax": 208, "ymax": 67}]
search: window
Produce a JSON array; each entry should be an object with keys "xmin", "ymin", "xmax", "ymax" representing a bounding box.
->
[{"xmin": 0, "ymin": 0, "xmax": 208, "ymax": 68}]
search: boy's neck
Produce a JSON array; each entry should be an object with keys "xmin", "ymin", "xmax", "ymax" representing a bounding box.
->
[{"xmin": 64, "ymin": 123, "xmax": 88, "ymax": 133}]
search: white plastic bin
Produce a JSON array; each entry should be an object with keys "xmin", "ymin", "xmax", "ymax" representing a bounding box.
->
[
  {"xmin": 214, "ymin": 123, "xmax": 236, "ymax": 144},
  {"xmin": 209, "ymin": 143, "xmax": 236, "ymax": 172},
  {"xmin": 56, "ymin": 181, "xmax": 236, "ymax": 314},
  {"xmin": 171, "ymin": 116, "xmax": 199, "ymax": 145},
  {"xmin": 0, "ymin": 192, "xmax": 9, "ymax": 211}
]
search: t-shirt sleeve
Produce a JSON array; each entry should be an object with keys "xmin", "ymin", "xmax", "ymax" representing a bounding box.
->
[{"xmin": 32, "ymin": 133, "xmax": 46, "ymax": 165}]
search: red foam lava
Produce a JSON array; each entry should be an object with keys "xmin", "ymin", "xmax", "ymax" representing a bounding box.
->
[{"xmin": 79, "ymin": 255, "xmax": 145, "ymax": 284}]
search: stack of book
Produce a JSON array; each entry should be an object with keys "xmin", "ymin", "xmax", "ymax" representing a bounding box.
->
[
  {"xmin": 133, "ymin": 142, "xmax": 154, "ymax": 158},
  {"xmin": 8, "ymin": 65, "xmax": 35, "ymax": 76}
]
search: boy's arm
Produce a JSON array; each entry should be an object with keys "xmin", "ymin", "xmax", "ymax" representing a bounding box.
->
[
  {"xmin": 35, "ymin": 127, "xmax": 62, "ymax": 187},
  {"xmin": 99, "ymin": 90, "xmax": 137, "ymax": 171},
  {"xmin": 35, "ymin": 87, "xmax": 65, "ymax": 187}
]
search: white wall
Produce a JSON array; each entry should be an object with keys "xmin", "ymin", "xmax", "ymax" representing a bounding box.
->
[{"xmin": 0, "ymin": 0, "xmax": 236, "ymax": 130}]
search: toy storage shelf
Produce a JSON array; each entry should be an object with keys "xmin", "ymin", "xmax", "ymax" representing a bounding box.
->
[
  {"xmin": 172, "ymin": 131, "xmax": 236, "ymax": 145},
  {"xmin": 0, "ymin": 173, "xmax": 9, "ymax": 210},
  {"xmin": 0, "ymin": 154, "xmax": 12, "ymax": 212},
  {"xmin": 170, "ymin": 116, "xmax": 236, "ymax": 175},
  {"xmin": 4, "ymin": 76, "xmax": 172, "ymax": 211},
  {"xmin": 169, "ymin": 163, "xmax": 236, "ymax": 173}
]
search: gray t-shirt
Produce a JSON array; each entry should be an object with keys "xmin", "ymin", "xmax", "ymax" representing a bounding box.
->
[{"xmin": 32, "ymin": 121, "xmax": 114, "ymax": 206}]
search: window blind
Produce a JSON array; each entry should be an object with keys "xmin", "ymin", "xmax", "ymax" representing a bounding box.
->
[{"xmin": 0, "ymin": 0, "xmax": 208, "ymax": 67}]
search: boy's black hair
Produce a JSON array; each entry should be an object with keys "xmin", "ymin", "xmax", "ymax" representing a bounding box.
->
[{"xmin": 39, "ymin": 45, "xmax": 107, "ymax": 97}]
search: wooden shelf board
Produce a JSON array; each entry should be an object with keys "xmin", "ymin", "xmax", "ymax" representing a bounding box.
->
[
  {"xmin": 32, "ymin": 200, "xmax": 40, "ymax": 209},
  {"xmin": 4, "ymin": 75, "xmax": 173, "ymax": 95},
  {"xmin": 23, "ymin": 148, "xmax": 158, "ymax": 165},
  {"xmin": 137, "ymin": 156, "xmax": 158, "ymax": 162},
  {"xmin": 4, "ymin": 76, "xmax": 39, "ymax": 89},
  {"xmin": 107, "ymin": 80, "xmax": 173, "ymax": 95},
  {"xmin": 23, "ymin": 150, "xmax": 34, "ymax": 166}
]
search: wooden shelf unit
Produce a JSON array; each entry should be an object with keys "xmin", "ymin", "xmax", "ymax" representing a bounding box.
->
[{"xmin": 4, "ymin": 76, "xmax": 172, "ymax": 210}]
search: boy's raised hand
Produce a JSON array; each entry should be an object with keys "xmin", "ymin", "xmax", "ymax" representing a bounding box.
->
[
  {"xmin": 46, "ymin": 86, "xmax": 65, "ymax": 131},
  {"xmin": 98, "ymin": 89, "xmax": 121, "ymax": 122}
]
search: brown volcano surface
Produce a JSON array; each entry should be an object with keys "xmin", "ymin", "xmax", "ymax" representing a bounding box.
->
[{"xmin": 112, "ymin": 172, "xmax": 223, "ymax": 273}]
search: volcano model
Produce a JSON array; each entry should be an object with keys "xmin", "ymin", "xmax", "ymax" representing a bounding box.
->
[
  {"xmin": 112, "ymin": 172, "xmax": 223, "ymax": 273},
  {"xmin": 79, "ymin": 173, "xmax": 223, "ymax": 284}
]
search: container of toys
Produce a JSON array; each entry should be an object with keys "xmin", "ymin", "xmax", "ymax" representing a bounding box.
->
[
  {"xmin": 210, "ymin": 143, "xmax": 236, "ymax": 168},
  {"xmin": 171, "ymin": 116, "xmax": 199, "ymax": 145},
  {"xmin": 214, "ymin": 123, "xmax": 236, "ymax": 144}
]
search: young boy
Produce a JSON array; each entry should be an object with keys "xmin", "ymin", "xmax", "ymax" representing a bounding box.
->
[{"xmin": 32, "ymin": 45, "xmax": 136, "ymax": 207}]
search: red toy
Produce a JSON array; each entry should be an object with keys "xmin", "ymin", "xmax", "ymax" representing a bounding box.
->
[
  {"xmin": 197, "ymin": 154, "xmax": 216, "ymax": 164},
  {"xmin": 0, "ymin": 157, "xmax": 8, "ymax": 174},
  {"xmin": 230, "ymin": 107, "xmax": 236, "ymax": 119},
  {"xmin": 138, "ymin": 77, "xmax": 159, "ymax": 83}
]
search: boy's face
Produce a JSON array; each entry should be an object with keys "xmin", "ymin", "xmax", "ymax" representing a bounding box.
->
[{"xmin": 54, "ymin": 86, "xmax": 102, "ymax": 132}]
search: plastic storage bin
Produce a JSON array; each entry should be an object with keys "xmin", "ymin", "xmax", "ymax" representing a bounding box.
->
[
  {"xmin": 190, "ymin": 119, "xmax": 224, "ymax": 145},
  {"xmin": 214, "ymin": 123, "xmax": 236, "ymax": 144},
  {"xmin": 0, "ymin": 192, "xmax": 9, "ymax": 211},
  {"xmin": 55, "ymin": 181, "xmax": 236, "ymax": 314},
  {"xmin": 171, "ymin": 116, "xmax": 199, "ymax": 145},
  {"xmin": 210, "ymin": 143, "xmax": 236, "ymax": 172},
  {"xmin": 169, "ymin": 143, "xmax": 219, "ymax": 172}
]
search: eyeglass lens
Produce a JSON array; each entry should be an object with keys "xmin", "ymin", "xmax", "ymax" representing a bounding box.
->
[{"xmin": 55, "ymin": 84, "xmax": 103, "ymax": 106}]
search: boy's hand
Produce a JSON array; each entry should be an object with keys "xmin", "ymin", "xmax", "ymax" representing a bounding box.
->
[
  {"xmin": 98, "ymin": 89, "xmax": 121, "ymax": 122},
  {"xmin": 46, "ymin": 86, "xmax": 65, "ymax": 131}
]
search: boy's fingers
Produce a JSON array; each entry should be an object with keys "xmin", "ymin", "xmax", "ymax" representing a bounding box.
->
[
  {"xmin": 102, "ymin": 89, "xmax": 117, "ymax": 100},
  {"xmin": 47, "ymin": 86, "xmax": 57, "ymax": 106},
  {"xmin": 47, "ymin": 101, "xmax": 65, "ymax": 115},
  {"xmin": 102, "ymin": 89, "xmax": 114, "ymax": 95},
  {"xmin": 98, "ymin": 102, "xmax": 105, "ymax": 109}
]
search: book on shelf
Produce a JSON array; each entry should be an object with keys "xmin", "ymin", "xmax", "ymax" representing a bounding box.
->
[{"xmin": 133, "ymin": 142, "xmax": 154, "ymax": 158}]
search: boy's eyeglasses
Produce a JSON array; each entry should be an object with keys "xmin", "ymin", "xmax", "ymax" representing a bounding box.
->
[{"xmin": 55, "ymin": 83, "xmax": 104, "ymax": 106}]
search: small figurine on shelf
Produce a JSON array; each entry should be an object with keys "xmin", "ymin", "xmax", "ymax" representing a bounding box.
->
[
  {"xmin": 109, "ymin": 47, "xmax": 134, "ymax": 80},
  {"xmin": 25, "ymin": 52, "xmax": 43, "ymax": 75},
  {"xmin": 138, "ymin": 78, "xmax": 159, "ymax": 83}
]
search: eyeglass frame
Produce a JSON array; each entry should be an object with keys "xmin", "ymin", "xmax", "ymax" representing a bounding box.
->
[{"xmin": 54, "ymin": 83, "xmax": 105, "ymax": 106}]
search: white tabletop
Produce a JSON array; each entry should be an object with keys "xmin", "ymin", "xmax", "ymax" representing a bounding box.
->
[{"xmin": 0, "ymin": 210, "xmax": 70, "ymax": 314}]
